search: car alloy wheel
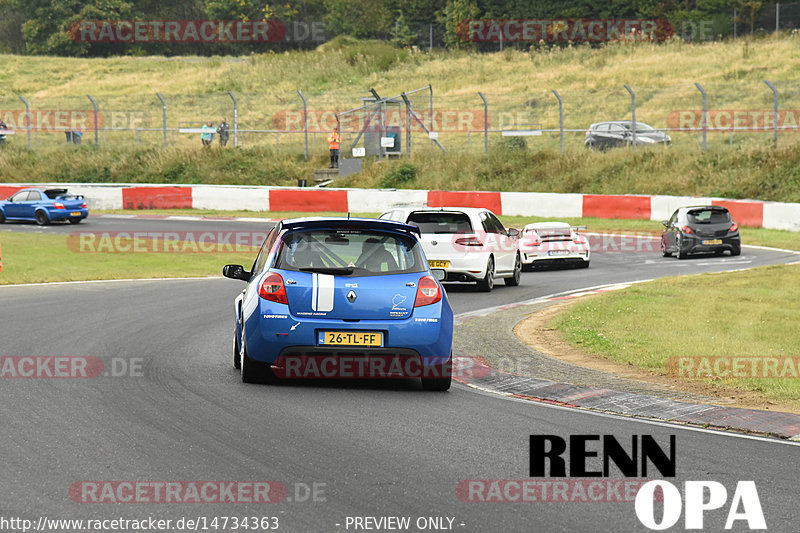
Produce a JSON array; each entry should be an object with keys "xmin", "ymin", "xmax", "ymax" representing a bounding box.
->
[
  {"xmin": 505, "ymin": 253, "xmax": 522, "ymax": 286},
  {"xmin": 35, "ymin": 210, "xmax": 49, "ymax": 226},
  {"xmin": 675, "ymin": 235, "xmax": 685, "ymax": 260},
  {"xmin": 477, "ymin": 257, "xmax": 494, "ymax": 292}
]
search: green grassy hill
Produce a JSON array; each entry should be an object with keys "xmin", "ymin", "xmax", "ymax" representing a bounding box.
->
[{"xmin": 2, "ymin": 36, "xmax": 800, "ymax": 201}]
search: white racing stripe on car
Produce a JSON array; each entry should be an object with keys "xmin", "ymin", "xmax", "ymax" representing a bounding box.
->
[{"xmin": 311, "ymin": 273, "xmax": 335, "ymax": 312}]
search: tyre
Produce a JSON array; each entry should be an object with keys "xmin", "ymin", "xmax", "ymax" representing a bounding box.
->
[
  {"xmin": 35, "ymin": 210, "xmax": 49, "ymax": 226},
  {"xmin": 0, "ymin": 210, "xmax": 5, "ymax": 224},
  {"xmin": 731, "ymin": 246, "xmax": 741, "ymax": 256},
  {"xmin": 476, "ymin": 257, "xmax": 494, "ymax": 292},
  {"xmin": 68, "ymin": 218, "xmax": 82, "ymax": 224},
  {"xmin": 233, "ymin": 327, "xmax": 241, "ymax": 369},
  {"xmin": 240, "ymin": 327, "xmax": 274, "ymax": 384},
  {"xmin": 504, "ymin": 253, "xmax": 522, "ymax": 286},
  {"xmin": 675, "ymin": 236, "xmax": 685, "ymax": 260},
  {"xmin": 578, "ymin": 261, "xmax": 590, "ymax": 268},
  {"xmin": 421, "ymin": 355, "xmax": 452, "ymax": 391},
  {"xmin": 660, "ymin": 240, "xmax": 671, "ymax": 257}
]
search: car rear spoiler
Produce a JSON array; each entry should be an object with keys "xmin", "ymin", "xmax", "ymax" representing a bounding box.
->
[{"xmin": 571, "ymin": 225, "xmax": 587, "ymax": 231}]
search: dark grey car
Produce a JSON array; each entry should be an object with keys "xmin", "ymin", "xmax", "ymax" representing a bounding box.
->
[
  {"xmin": 661, "ymin": 206, "xmax": 741, "ymax": 259},
  {"xmin": 585, "ymin": 121, "xmax": 671, "ymax": 150}
]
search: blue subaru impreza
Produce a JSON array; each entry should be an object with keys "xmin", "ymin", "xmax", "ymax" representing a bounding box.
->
[{"xmin": 223, "ymin": 217, "xmax": 454, "ymax": 390}]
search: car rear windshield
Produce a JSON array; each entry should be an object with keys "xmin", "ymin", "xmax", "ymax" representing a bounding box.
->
[
  {"xmin": 44, "ymin": 189, "xmax": 68, "ymax": 199},
  {"xmin": 687, "ymin": 209, "xmax": 731, "ymax": 224},
  {"xmin": 274, "ymin": 229, "xmax": 426, "ymax": 276},
  {"xmin": 407, "ymin": 212, "xmax": 473, "ymax": 234}
]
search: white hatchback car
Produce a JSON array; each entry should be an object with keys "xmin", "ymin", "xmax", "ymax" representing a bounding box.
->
[
  {"xmin": 379, "ymin": 207, "xmax": 522, "ymax": 291},
  {"xmin": 519, "ymin": 222, "xmax": 590, "ymax": 269}
]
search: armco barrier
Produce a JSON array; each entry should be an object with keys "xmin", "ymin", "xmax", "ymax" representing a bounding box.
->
[{"xmin": 1, "ymin": 183, "xmax": 799, "ymax": 231}]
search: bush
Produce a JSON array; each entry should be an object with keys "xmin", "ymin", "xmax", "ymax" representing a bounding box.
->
[{"xmin": 380, "ymin": 162, "xmax": 416, "ymax": 188}]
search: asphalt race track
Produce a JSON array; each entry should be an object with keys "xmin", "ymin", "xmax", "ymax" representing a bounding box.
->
[{"xmin": 1, "ymin": 217, "xmax": 799, "ymax": 532}]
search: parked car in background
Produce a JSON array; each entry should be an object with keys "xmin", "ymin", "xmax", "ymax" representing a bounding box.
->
[
  {"xmin": 379, "ymin": 207, "xmax": 522, "ymax": 292},
  {"xmin": 519, "ymin": 222, "xmax": 590, "ymax": 269},
  {"xmin": 223, "ymin": 217, "xmax": 454, "ymax": 391},
  {"xmin": 0, "ymin": 188, "xmax": 88, "ymax": 225},
  {"xmin": 661, "ymin": 206, "xmax": 741, "ymax": 259},
  {"xmin": 585, "ymin": 121, "xmax": 671, "ymax": 150}
]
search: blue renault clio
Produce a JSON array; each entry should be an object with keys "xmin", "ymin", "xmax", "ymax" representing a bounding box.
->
[{"xmin": 223, "ymin": 217, "xmax": 454, "ymax": 390}]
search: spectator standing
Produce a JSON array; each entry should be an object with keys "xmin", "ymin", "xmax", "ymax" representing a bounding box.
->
[
  {"xmin": 201, "ymin": 121, "xmax": 215, "ymax": 147},
  {"xmin": 217, "ymin": 117, "xmax": 230, "ymax": 146},
  {"xmin": 327, "ymin": 127, "xmax": 341, "ymax": 168},
  {"xmin": 0, "ymin": 120, "xmax": 8, "ymax": 145}
]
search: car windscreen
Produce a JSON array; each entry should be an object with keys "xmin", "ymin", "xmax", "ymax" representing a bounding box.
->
[
  {"xmin": 273, "ymin": 228, "xmax": 426, "ymax": 276},
  {"xmin": 687, "ymin": 209, "xmax": 731, "ymax": 224},
  {"xmin": 407, "ymin": 212, "xmax": 473, "ymax": 234}
]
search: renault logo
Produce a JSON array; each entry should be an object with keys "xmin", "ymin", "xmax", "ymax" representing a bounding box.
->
[{"xmin": 346, "ymin": 290, "xmax": 357, "ymax": 303}]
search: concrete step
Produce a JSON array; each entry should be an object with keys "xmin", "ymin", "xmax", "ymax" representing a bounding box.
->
[{"xmin": 312, "ymin": 168, "xmax": 339, "ymax": 182}]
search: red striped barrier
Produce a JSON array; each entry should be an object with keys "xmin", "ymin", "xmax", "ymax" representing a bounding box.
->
[
  {"xmin": 712, "ymin": 200, "xmax": 764, "ymax": 228},
  {"xmin": 427, "ymin": 190, "xmax": 503, "ymax": 214},
  {"xmin": 122, "ymin": 187, "xmax": 192, "ymax": 209},
  {"xmin": 582, "ymin": 194, "xmax": 651, "ymax": 219},
  {"xmin": 268, "ymin": 189, "xmax": 348, "ymax": 212}
]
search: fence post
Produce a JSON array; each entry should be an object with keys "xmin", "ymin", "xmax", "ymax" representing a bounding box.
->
[
  {"xmin": 298, "ymin": 89, "xmax": 308, "ymax": 160},
  {"xmin": 552, "ymin": 90, "xmax": 564, "ymax": 154},
  {"xmin": 478, "ymin": 92, "xmax": 488, "ymax": 153},
  {"xmin": 764, "ymin": 80, "xmax": 778, "ymax": 147},
  {"xmin": 404, "ymin": 96, "xmax": 411, "ymax": 159},
  {"xmin": 694, "ymin": 83, "xmax": 707, "ymax": 152},
  {"xmin": 156, "ymin": 93, "xmax": 167, "ymax": 147},
  {"xmin": 18, "ymin": 95, "xmax": 31, "ymax": 149},
  {"xmin": 776, "ymin": 3, "xmax": 780, "ymax": 33},
  {"xmin": 87, "ymin": 94, "xmax": 99, "ymax": 147},
  {"xmin": 227, "ymin": 91, "xmax": 238, "ymax": 147},
  {"xmin": 428, "ymin": 84, "xmax": 433, "ymax": 132},
  {"xmin": 624, "ymin": 84, "xmax": 636, "ymax": 150}
]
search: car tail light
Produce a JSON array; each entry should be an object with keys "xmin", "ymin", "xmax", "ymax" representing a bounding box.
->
[
  {"xmin": 730, "ymin": 223, "xmax": 739, "ymax": 232},
  {"xmin": 454, "ymin": 236, "xmax": 483, "ymax": 247},
  {"xmin": 54, "ymin": 202, "xmax": 65, "ymax": 209},
  {"xmin": 682, "ymin": 225, "xmax": 693, "ymax": 234},
  {"xmin": 414, "ymin": 275, "xmax": 441, "ymax": 307},
  {"xmin": 258, "ymin": 272, "xmax": 287, "ymax": 304},
  {"xmin": 82, "ymin": 202, "xmax": 87, "ymax": 208}
]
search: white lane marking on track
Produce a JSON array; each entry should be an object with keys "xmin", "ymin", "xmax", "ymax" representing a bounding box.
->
[{"xmin": 0, "ymin": 276, "xmax": 217, "ymax": 289}]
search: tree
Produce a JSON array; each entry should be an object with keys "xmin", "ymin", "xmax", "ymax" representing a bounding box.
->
[{"xmin": 437, "ymin": 0, "xmax": 480, "ymax": 49}]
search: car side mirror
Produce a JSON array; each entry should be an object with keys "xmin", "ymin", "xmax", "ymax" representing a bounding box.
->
[
  {"xmin": 507, "ymin": 228, "xmax": 520, "ymax": 238},
  {"xmin": 661, "ymin": 220, "xmax": 669, "ymax": 227},
  {"xmin": 430, "ymin": 268, "xmax": 446, "ymax": 281},
  {"xmin": 223, "ymin": 264, "xmax": 251, "ymax": 281}
]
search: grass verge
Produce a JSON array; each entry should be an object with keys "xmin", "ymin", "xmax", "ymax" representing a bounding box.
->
[
  {"xmin": 551, "ymin": 264, "xmax": 800, "ymax": 412},
  {"xmin": 0, "ymin": 231, "xmax": 255, "ymax": 284}
]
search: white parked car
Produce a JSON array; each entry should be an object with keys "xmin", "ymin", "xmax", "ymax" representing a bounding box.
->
[
  {"xmin": 379, "ymin": 207, "xmax": 522, "ymax": 291},
  {"xmin": 519, "ymin": 222, "xmax": 590, "ymax": 269}
]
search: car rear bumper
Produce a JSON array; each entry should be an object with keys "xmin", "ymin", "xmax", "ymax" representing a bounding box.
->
[
  {"xmin": 521, "ymin": 250, "xmax": 590, "ymax": 265},
  {"xmin": 47, "ymin": 208, "xmax": 88, "ymax": 221},
  {"xmin": 681, "ymin": 234, "xmax": 740, "ymax": 254},
  {"xmin": 243, "ymin": 301, "xmax": 453, "ymax": 367}
]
